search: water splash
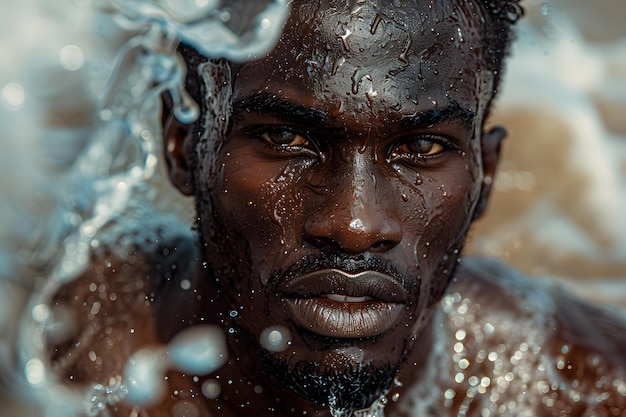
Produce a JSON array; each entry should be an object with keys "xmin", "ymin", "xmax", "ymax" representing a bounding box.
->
[
  {"xmin": 123, "ymin": 325, "xmax": 227, "ymax": 407},
  {"xmin": 1, "ymin": 0, "xmax": 288, "ymax": 414}
]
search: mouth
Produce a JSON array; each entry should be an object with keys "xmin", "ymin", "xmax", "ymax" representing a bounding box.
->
[{"xmin": 281, "ymin": 269, "xmax": 408, "ymax": 339}]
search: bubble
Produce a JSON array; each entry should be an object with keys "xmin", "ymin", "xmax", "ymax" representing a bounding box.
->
[
  {"xmin": 1, "ymin": 82, "xmax": 25, "ymax": 110},
  {"xmin": 81, "ymin": 224, "xmax": 97, "ymax": 238},
  {"xmin": 123, "ymin": 349, "xmax": 167, "ymax": 407},
  {"xmin": 25, "ymin": 359, "xmax": 46, "ymax": 386},
  {"xmin": 201, "ymin": 379, "xmax": 221, "ymax": 399},
  {"xmin": 59, "ymin": 45, "xmax": 85, "ymax": 71},
  {"xmin": 168, "ymin": 325, "xmax": 228, "ymax": 375},
  {"xmin": 444, "ymin": 389, "xmax": 456, "ymax": 399},
  {"xmin": 116, "ymin": 181, "xmax": 128, "ymax": 192},
  {"xmin": 260, "ymin": 325, "xmax": 291, "ymax": 352},
  {"xmin": 31, "ymin": 304, "xmax": 50, "ymax": 323}
]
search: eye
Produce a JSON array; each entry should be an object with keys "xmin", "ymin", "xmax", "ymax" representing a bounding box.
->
[
  {"xmin": 390, "ymin": 138, "xmax": 446, "ymax": 159},
  {"xmin": 260, "ymin": 130, "xmax": 310, "ymax": 148}
]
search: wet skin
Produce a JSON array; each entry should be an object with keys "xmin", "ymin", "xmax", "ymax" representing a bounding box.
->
[
  {"xmin": 164, "ymin": 0, "xmax": 504, "ymax": 414},
  {"xmin": 39, "ymin": 2, "xmax": 626, "ymax": 417}
]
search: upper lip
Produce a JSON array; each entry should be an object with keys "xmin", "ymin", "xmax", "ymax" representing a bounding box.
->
[{"xmin": 280, "ymin": 269, "xmax": 408, "ymax": 303}]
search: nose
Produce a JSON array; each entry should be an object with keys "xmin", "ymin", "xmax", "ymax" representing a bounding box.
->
[{"xmin": 303, "ymin": 153, "xmax": 403, "ymax": 254}]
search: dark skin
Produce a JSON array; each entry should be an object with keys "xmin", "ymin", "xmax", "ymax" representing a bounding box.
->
[
  {"xmin": 165, "ymin": 0, "xmax": 502, "ymax": 414},
  {"xmin": 160, "ymin": 0, "xmax": 512, "ymax": 413},
  {"xmin": 47, "ymin": 1, "xmax": 626, "ymax": 416}
]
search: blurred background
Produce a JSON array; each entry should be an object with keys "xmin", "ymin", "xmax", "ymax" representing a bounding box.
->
[
  {"xmin": 0, "ymin": 0, "xmax": 625, "ymax": 415},
  {"xmin": 467, "ymin": 0, "xmax": 626, "ymax": 308}
]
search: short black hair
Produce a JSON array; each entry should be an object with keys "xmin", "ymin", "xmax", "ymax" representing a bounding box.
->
[{"xmin": 479, "ymin": 0, "xmax": 524, "ymax": 94}]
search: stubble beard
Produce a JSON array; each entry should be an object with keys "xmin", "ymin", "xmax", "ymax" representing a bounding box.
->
[{"xmin": 261, "ymin": 350, "xmax": 399, "ymax": 417}]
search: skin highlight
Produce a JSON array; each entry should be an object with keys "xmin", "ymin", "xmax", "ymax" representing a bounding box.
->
[
  {"xmin": 163, "ymin": 0, "xmax": 504, "ymax": 414},
  {"xmin": 45, "ymin": 1, "xmax": 626, "ymax": 417}
]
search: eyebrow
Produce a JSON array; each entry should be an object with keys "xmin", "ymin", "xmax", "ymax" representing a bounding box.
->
[
  {"xmin": 399, "ymin": 101, "xmax": 476, "ymax": 130},
  {"xmin": 232, "ymin": 93, "xmax": 327, "ymax": 127}
]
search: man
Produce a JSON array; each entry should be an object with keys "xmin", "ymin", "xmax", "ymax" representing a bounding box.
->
[{"xmin": 49, "ymin": 0, "xmax": 626, "ymax": 416}]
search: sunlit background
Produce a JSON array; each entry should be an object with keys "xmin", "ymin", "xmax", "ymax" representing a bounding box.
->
[
  {"xmin": 0, "ymin": 0, "xmax": 624, "ymax": 415},
  {"xmin": 467, "ymin": 0, "xmax": 626, "ymax": 307}
]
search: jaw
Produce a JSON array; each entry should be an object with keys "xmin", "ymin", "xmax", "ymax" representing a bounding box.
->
[{"xmin": 260, "ymin": 345, "xmax": 399, "ymax": 416}]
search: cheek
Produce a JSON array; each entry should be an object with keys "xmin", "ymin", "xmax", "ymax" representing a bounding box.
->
[
  {"xmin": 396, "ymin": 161, "xmax": 481, "ymax": 270},
  {"xmin": 214, "ymin": 151, "xmax": 313, "ymax": 279},
  {"xmin": 215, "ymin": 155, "xmax": 283, "ymax": 247}
]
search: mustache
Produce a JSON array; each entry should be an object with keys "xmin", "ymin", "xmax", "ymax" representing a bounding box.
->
[{"xmin": 270, "ymin": 252, "xmax": 407, "ymax": 288}]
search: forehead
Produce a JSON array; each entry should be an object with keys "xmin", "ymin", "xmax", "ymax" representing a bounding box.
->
[{"xmin": 232, "ymin": 0, "xmax": 491, "ymax": 121}]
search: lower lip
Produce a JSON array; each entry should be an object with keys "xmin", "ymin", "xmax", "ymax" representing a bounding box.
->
[{"xmin": 285, "ymin": 298, "xmax": 403, "ymax": 338}]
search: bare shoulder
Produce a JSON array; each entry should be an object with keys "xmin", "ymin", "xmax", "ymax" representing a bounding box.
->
[
  {"xmin": 47, "ymin": 213, "xmax": 204, "ymax": 414},
  {"xmin": 421, "ymin": 256, "xmax": 626, "ymax": 416},
  {"xmin": 401, "ymin": 257, "xmax": 626, "ymax": 416},
  {"xmin": 452, "ymin": 256, "xmax": 626, "ymax": 366}
]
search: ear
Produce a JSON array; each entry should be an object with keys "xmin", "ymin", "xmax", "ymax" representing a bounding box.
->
[
  {"xmin": 473, "ymin": 125, "xmax": 506, "ymax": 220},
  {"xmin": 162, "ymin": 92, "xmax": 195, "ymax": 196}
]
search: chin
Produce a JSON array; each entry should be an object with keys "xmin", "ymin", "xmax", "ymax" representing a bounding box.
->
[{"xmin": 260, "ymin": 347, "xmax": 398, "ymax": 416}]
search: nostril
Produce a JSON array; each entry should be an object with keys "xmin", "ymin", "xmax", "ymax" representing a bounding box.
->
[
  {"xmin": 307, "ymin": 236, "xmax": 340, "ymax": 250},
  {"xmin": 371, "ymin": 240, "xmax": 385, "ymax": 249},
  {"xmin": 369, "ymin": 239, "xmax": 397, "ymax": 252}
]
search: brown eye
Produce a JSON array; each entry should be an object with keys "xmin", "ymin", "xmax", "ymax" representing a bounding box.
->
[
  {"xmin": 260, "ymin": 131, "xmax": 309, "ymax": 147},
  {"xmin": 392, "ymin": 139, "xmax": 444, "ymax": 158}
]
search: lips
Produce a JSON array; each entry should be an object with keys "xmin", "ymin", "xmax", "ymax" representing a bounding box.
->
[{"xmin": 281, "ymin": 269, "xmax": 407, "ymax": 338}]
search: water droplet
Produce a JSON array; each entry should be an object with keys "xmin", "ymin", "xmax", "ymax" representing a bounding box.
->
[
  {"xmin": 366, "ymin": 87, "xmax": 378, "ymax": 107},
  {"xmin": 340, "ymin": 28, "xmax": 352, "ymax": 52},
  {"xmin": 201, "ymin": 379, "xmax": 221, "ymax": 399},
  {"xmin": 504, "ymin": 2, "xmax": 523, "ymax": 22},
  {"xmin": 351, "ymin": 68, "xmax": 368, "ymax": 94},
  {"xmin": 398, "ymin": 35, "xmax": 412, "ymax": 64},
  {"xmin": 124, "ymin": 349, "xmax": 167, "ymax": 407},
  {"xmin": 59, "ymin": 45, "xmax": 84, "ymax": 71},
  {"xmin": 332, "ymin": 56, "xmax": 346, "ymax": 75},
  {"xmin": 370, "ymin": 14, "xmax": 383, "ymax": 35},
  {"xmin": 25, "ymin": 359, "xmax": 45, "ymax": 386},
  {"xmin": 456, "ymin": 27, "xmax": 465, "ymax": 44},
  {"xmin": 260, "ymin": 325, "xmax": 291, "ymax": 352},
  {"xmin": 168, "ymin": 325, "xmax": 228, "ymax": 375},
  {"xmin": 1, "ymin": 82, "xmax": 25, "ymax": 110},
  {"xmin": 32, "ymin": 304, "xmax": 50, "ymax": 323}
]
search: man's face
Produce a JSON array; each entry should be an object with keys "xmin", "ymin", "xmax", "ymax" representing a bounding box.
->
[{"xmin": 169, "ymin": 0, "xmax": 501, "ymax": 412}]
